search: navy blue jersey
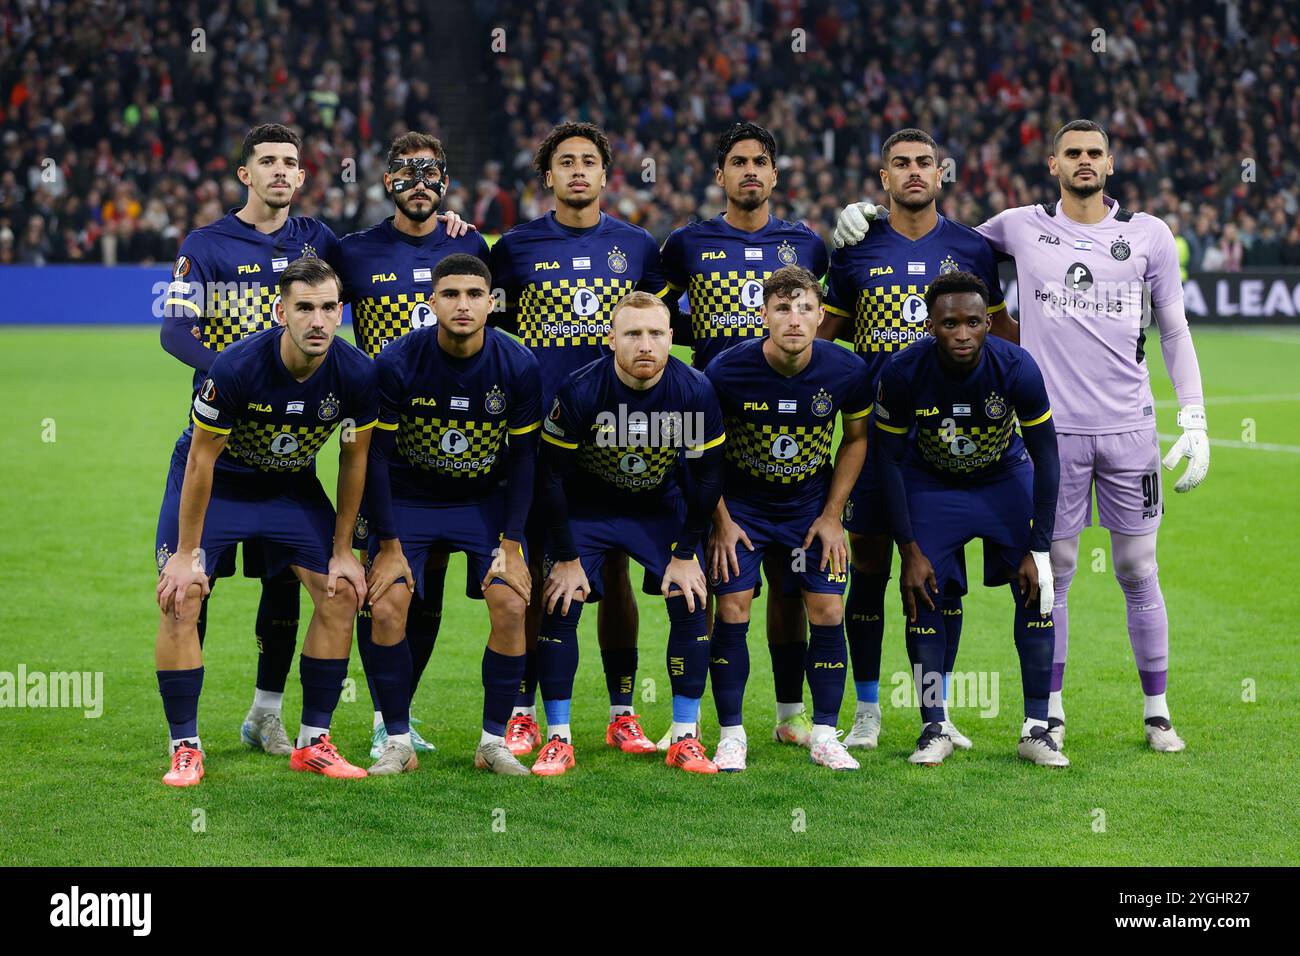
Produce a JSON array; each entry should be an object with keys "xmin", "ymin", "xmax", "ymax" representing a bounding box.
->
[
  {"xmin": 705, "ymin": 339, "xmax": 872, "ymax": 508},
  {"xmin": 824, "ymin": 215, "xmax": 1003, "ymax": 389},
  {"xmin": 338, "ymin": 217, "xmax": 490, "ymax": 357},
  {"xmin": 874, "ymin": 335, "xmax": 1052, "ymax": 481},
  {"xmin": 661, "ymin": 214, "xmax": 829, "ymax": 369},
  {"xmin": 488, "ymin": 212, "xmax": 669, "ymax": 402},
  {"xmin": 188, "ymin": 326, "xmax": 378, "ymax": 491},
  {"xmin": 541, "ymin": 354, "xmax": 724, "ymax": 503},
  {"xmin": 163, "ymin": 211, "xmax": 343, "ymax": 389},
  {"xmin": 374, "ymin": 326, "xmax": 542, "ymax": 501}
]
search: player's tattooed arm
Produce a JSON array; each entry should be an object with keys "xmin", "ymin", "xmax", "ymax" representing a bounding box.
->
[
  {"xmin": 157, "ymin": 428, "xmax": 225, "ymax": 619},
  {"xmin": 805, "ymin": 415, "xmax": 868, "ymax": 574},
  {"xmin": 708, "ymin": 497, "xmax": 754, "ymax": 585},
  {"xmin": 331, "ymin": 423, "xmax": 373, "ymax": 611}
]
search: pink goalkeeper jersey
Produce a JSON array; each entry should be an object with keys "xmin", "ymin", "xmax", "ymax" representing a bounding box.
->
[{"xmin": 977, "ymin": 197, "xmax": 1184, "ymax": 435}]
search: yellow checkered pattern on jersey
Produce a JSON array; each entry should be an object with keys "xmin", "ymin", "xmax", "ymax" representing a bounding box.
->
[
  {"xmin": 577, "ymin": 439, "xmax": 678, "ymax": 492},
  {"xmin": 855, "ymin": 284, "xmax": 929, "ymax": 354},
  {"xmin": 725, "ymin": 419, "xmax": 835, "ymax": 485},
  {"xmin": 202, "ymin": 283, "xmax": 279, "ymax": 352},
  {"xmin": 354, "ymin": 294, "xmax": 426, "ymax": 358},
  {"xmin": 396, "ymin": 416, "xmax": 506, "ymax": 477},
  {"xmin": 226, "ymin": 420, "xmax": 336, "ymax": 473},
  {"xmin": 517, "ymin": 277, "xmax": 636, "ymax": 347},
  {"xmin": 687, "ymin": 271, "xmax": 765, "ymax": 340},
  {"xmin": 916, "ymin": 418, "xmax": 1017, "ymax": 475}
]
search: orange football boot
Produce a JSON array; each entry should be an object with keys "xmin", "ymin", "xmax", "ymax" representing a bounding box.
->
[
  {"xmin": 605, "ymin": 713, "xmax": 656, "ymax": 754},
  {"xmin": 665, "ymin": 734, "xmax": 719, "ymax": 774},
  {"xmin": 290, "ymin": 734, "xmax": 368, "ymax": 779},
  {"xmin": 531, "ymin": 735, "xmax": 576, "ymax": 776},
  {"xmin": 505, "ymin": 713, "xmax": 542, "ymax": 756},
  {"xmin": 163, "ymin": 744, "xmax": 204, "ymax": 787}
]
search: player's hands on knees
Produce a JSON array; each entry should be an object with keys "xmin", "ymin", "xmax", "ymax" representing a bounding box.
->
[
  {"xmin": 329, "ymin": 548, "xmax": 368, "ymax": 613},
  {"xmin": 803, "ymin": 513, "xmax": 847, "ymax": 575},
  {"xmin": 486, "ymin": 539, "xmax": 531, "ymax": 604},
  {"xmin": 662, "ymin": 555, "xmax": 707, "ymax": 614},
  {"xmin": 544, "ymin": 559, "xmax": 589, "ymax": 616},
  {"xmin": 897, "ymin": 542, "xmax": 937, "ymax": 623},
  {"xmin": 367, "ymin": 539, "xmax": 413, "ymax": 608},
  {"xmin": 156, "ymin": 551, "xmax": 211, "ymax": 620},
  {"xmin": 436, "ymin": 210, "xmax": 477, "ymax": 238},
  {"xmin": 708, "ymin": 516, "xmax": 753, "ymax": 584},
  {"xmin": 1019, "ymin": 551, "xmax": 1054, "ymax": 616}
]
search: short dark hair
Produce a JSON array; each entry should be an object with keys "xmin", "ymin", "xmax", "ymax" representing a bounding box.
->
[
  {"xmin": 533, "ymin": 122, "xmax": 612, "ymax": 180},
  {"xmin": 386, "ymin": 131, "xmax": 446, "ymax": 167},
  {"xmin": 882, "ymin": 128, "xmax": 938, "ymax": 163},
  {"xmin": 763, "ymin": 265, "xmax": 823, "ymax": 307},
  {"xmin": 279, "ymin": 257, "xmax": 342, "ymax": 298},
  {"xmin": 924, "ymin": 271, "xmax": 989, "ymax": 314},
  {"xmin": 240, "ymin": 123, "xmax": 302, "ymax": 166},
  {"xmin": 1053, "ymin": 119, "xmax": 1109, "ymax": 153},
  {"xmin": 432, "ymin": 253, "xmax": 492, "ymax": 288},
  {"xmin": 716, "ymin": 122, "xmax": 777, "ymax": 169}
]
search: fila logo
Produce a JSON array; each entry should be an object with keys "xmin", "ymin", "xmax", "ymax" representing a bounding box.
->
[
  {"xmin": 412, "ymin": 397, "xmax": 438, "ymax": 407},
  {"xmin": 534, "ymin": 261, "xmax": 560, "ymax": 271},
  {"xmin": 237, "ymin": 263, "xmax": 261, "ymax": 275},
  {"xmin": 869, "ymin": 265, "xmax": 894, "ymax": 277},
  {"xmin": 247, "ymin": 401, "xmax": 272, "ymax": 412},
  {"xmin": 812, "ymin": 661, "xmax": 846, "ymax": 669},
  {"xmin": 743, "ymin": 401, "xmax": 769, "ymax": 411},
  {"xmin": 1026, "ymin": 620, "xmax": 1055, "ymax": 628},
  {"xmin": 1037, "ymin": 234, "xmax": 1060, "ymax": 245},
  {"xmin": 702, "ymin": 250, "xmax": 727, "ymax": 260},
  {"xmin": 371, "ymin": 272, "xmax": 397, "ymax": 283},
  {"xmin": 915, "ymin": 405, "xmax": 939, "ymax": 415},
  {"xmin": 908, "ymin": 626, "xmax": 937, "ymax": 634}
]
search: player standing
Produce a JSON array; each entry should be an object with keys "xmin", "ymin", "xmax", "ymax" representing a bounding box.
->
[
  {"xmin": 820, "ymin": 129, "xmax": 1009, "ymax": 751},
  {"xmin": 532, "ymin": 292, "xmax": 726, "ymax": 776},
  {"xmin": 362, "ymin": 254, "xmax": 540, "ymax": 776},
  {"xmin": 873, "ymin": 272, "xmax": 1065, "ymax": 767},
  {"xmin": 660, "ymin": 122, "xmax": 830, "ymax": 749},
  {"xmin": 160, "ymin": 124, "xmax": 341, "ymax": 758},
  {"xmin": 337, "ymin": 131, "xmax": 486, "ymax": 759},
  {"xmin": 704, "ymin": 266, "xmax": 871, "ymax": 771},
  {"xmin": 489, "ymin": 123, "xmax": 670, "ymax": 756},
  {"xmin": 154, "ymin": 258, "xmax": 377, "ymax": 785}
]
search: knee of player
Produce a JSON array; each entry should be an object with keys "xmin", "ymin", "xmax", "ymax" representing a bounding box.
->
[
  {"xmin": 804, "ymin": 602, "xmax": 843, "ymax": 629},
  {"xmin": 715, "ymin": 591, "xmax": 752, "ymax": 624},
  {"xmin": 369, "ymin": 590, "xmax": 411, "ymax": 639},
  {"xmin": 488, "ymin": 588, "xmax": 528, "ymax": 627},
  {"xmin": 317, "ymin": 579, "xmax": 359, "ymax": 616},
  {"xmin": 1112, "ymin": 554, "xmax": 1158, "ymax": 582}
]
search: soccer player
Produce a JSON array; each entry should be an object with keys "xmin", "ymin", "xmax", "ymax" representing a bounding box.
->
[
  {"xmin": 873, "ymin": 272, "xmax": 1065, "ymax": 767},
  {"xmin": 154, "ymin": 258, "xmax": 377, "ymax": 786},
  {"xmin": 820, "ymin": 129, "xmax": 1009, "ymax": 751},
  {"xmin": 159, "ymin": 123, "xmax": 337, "ymax": 758},
  {"xmin": 489, "ymin": 122, "xmax": 670, "ymax": 757},
  {"xmin": 532, "ymin": 291, "xmax": 725, "ymax": 776},
  {"xmin": 362, "ymin": 254, "xmax": 540, "ymax": 776},
  {"xmin": 704, "ymin": 266, "xmax": 871, "ymax": 771},
  {"xmin": 660, "ymin": 122, "xmax": 830, "ymax": 748},
  {"xmin": 337, "ymin": 131, "xmax": 486, "ymax": 759}
]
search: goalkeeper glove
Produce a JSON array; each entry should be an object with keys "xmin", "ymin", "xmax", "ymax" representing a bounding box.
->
[
  {"xmin": 1161, "ymin": 403, "xmax": 1209, "ymax": 492},
  {"xmin": 832, "ymin": 202, "xmax": 886, "ymax": 248},
  {"xmin": 1031, "ymin": 551, "xmax": 1054, "ymax": 616}
]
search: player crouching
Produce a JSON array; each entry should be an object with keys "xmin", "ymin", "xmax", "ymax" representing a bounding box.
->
[
  {"xmin": 873, "ymin": 272, "xmax": 1067, "ymax": 767},
  {"xmin": 363, "ymin": 255, "xmax": 541, "ymax": 776},
  {"xmin": 154, "ymin": 259, "xmax": 378, "ymax": 785},
  {"xmin": 705, "ymin": 267, "xmax": 871, "ymax": 770}
]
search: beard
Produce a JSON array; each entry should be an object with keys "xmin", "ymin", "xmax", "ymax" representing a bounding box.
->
[
  {"xmin": 261, "ymin": 189, "xmax": 293, "ymax": 210},
  {"xmin": 731, "ymin": 187, "xmax": 767, "ymax": 211},
  {"xmin": 560, "ymin": 191, "xmax": 599, "ymax": 211},
  {"xmin": 395, "ymin": 191, "xmax": 440, "ymax": 222},
  {"xmin": 1062, "ymin": 171, "xmax": 1105, "ymax": 198},
  {"xmin": 890, "ymin": 185, "xmax": 938, "ymax": 211},
  {"xmin": 616, "ymin": 352, "xmax": 666, "ymax": 381}
]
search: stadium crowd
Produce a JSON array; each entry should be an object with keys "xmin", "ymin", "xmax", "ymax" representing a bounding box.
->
[{"xmin": 2, "ymin": 0, "xmax": 1298, "ymax": 272}]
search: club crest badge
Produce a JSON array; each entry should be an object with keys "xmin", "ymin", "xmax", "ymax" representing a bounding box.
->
[
  {"xmin": 318, "ymin": 392, "xmax": 340, "ymax": 421},
  {"xmin": 607, "ymin": 246, "xmax": 628, "ymax": 274},
  {"xmin": 811, "ymin": 388, "xmax": 833, "ymax": 418},
  {"xmin": 301, "ymin": 243, "xmax": 319, "ymax": 259},
  {"xmin": 156, "ymin": 546, "xmax": 172, "ymax": 571},
  {"xmin": 485, "ymin": 385, "xmax": 507, "ymax": 415},
  {"xmin": 354, "ymin": 516, "xmax": 369, "ymax": 540},
  {"xmin": 777, "ymin": 241, "xmax": 798, "ymax": 266},
  {"xmin": 1110, "ymin": 239, "xmax": 1131, "ymax": 261},
  {"xmin": 939, "ymin": 255, "xmax": 959, "ymax": 275},
  {"xmin": 984, "ymin": 393, "xmax": 1007, "ymax": 420}
]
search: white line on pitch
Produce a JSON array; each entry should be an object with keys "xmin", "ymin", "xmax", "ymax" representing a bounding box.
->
[
  {"xmin": 1158, "ymin": 432, "xmax": 1300, "ymax": 454},
  {"xmin": 1154, "ymin": 393, "xmax": 1300, "ymax": 408}
]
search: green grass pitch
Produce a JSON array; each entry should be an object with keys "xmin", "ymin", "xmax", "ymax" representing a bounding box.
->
[{"xmin": 0, "ymin": 325, "xmax": 1296, "ymax": 866}]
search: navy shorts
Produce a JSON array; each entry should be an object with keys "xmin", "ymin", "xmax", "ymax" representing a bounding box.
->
[
  {"xmin": 545, "ymin": 496, "xmax": 703, "ymax": 602},
  {"xmin": 154, "ymin": 450, "xmax": 336, "ymax": 581},
  {"xmin": 372, "ymin": 493, "xmax": 525, "ymax": 601},
  {"xmin": 711, "ymin": 496, "xmax": 847, "ymax": 597},
  {"xmin": 906, "ymin": 459, "xmax": 1035, "ymax": 597},
  {"xmin": 842, "ymin": 435, "xmax": 890, "ymax": 537}
]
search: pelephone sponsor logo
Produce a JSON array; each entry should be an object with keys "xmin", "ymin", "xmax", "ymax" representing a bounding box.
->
[
  {"xmin": 0, "ymin": 667, "xmax": 103, "ymax": 718},
  {"xmin": 49, "ymin": 886, "xmax": 151, "ymax": 936}
]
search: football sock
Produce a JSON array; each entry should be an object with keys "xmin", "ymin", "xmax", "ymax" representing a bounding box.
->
[
  {"xmin": 609, "ymin": 705, "xmax": 633, "ymax": 719},
  {"xmin": 515, "ymin": 650, "xmax": 538, "ymax": 708},
  {"xmin": 1117, "ymin": 570, "xmax": 1169, "ymax": 696},
  {"xmin": 855, "ymin": 680, "xmax": 880, "ymax": 705},
  {"xmin": 600, "ymin": 646, "xmax": 637, "ymax": 709},
  {"xmin": 719, "ymin": 724, "xmax": 746, "ymax": 742},
  {"xmin": 511, "ymin": 704, "xmax": 537, "ymax": 719},
  {"xmin": 355, "ymin": 607, "xmax": 382, "ymax": 712},
  {"xmin": 768, "ymin": 640, "xmax": 807, "ymax": 704},
  {"xmin": 388, "ymin": 732, "xmax": 412, "ymax": 749},
  {"xmin": 195, "ymin": 595, "xmax": 209, "ymax": 649},
  {"xmin": 806, "ymin": 623, "xmax": 848, "ymax": 728},
  {"xmin": 297, "ymin": 655, "xmax": 348, "ymax": 746},
  {"xmin": 710, "ymin": 619, "xmax": 750, "ymax": 728},
  {"xmin": 1048, "ymin": 690, "xmax": 1066, "ymax": 722},
  {"xmin": 776, "ymin": 701, "xmax": 806, "ymax": 721},
  {"xmin": 665, "ymin": 595, "xmax": 709, "ymax": 702},
  {"xmin": 904, "ymin": 602, "xmax": 947, "ymax": 724},
  {"xmin": 171, "ymin": 736, "xmax": 201, "ymax": 753},
  {"xmin": 856, "ymin": 700, "xmax": 881, "ymax": 718},
  {"xmin": 249, "ymin": 688, "xmax": 282, "ymax": 716},
  {"xmin": 1022, "ymin": 717, "xmax": 1049, "ymax": 736},
  {"xmin": 483, "ymin": 648, "xmax": 525, "ymax": 737},
  {"xmin": 372, "ymin": 710, "xmax": 384, "ymax": 730},
  {"xmin": 369, "ymin": 638, "xmax": 412, "ymax": 736},
  {"xmin": 480, "ymin": 729, "xmax": 505, "ymax": 746},
  {"xmin": 1051, "ymin": 566, "xmax": 1075, "ymax": 694},
  {"xmin": 942, "ymin": 673, "xmax": 952, "ymax": 720},
  {"xmin": 1011, "ymin": 581, "xmax": 1052, "ymax": 722},
  {"xmin": 941, "ymin": 594, "xmax": 963, "ymax": 719},
  {"xmin": 157, "ymin": 666, "xmax": 203, "ymax": 742},
  {"xmin": 254, "ymin": 575, "xmax": 300, "ymax": 694},
  {"xmin": 543, "ymin": 697, "xmax": 572, "ymax": 744},
  {"xmin": 811, "ymin": 723, "xmax": 838, "ymax": 745},
  {"xmin": 845, "ymin": 569, "xmax": 887, "ymax": 702},
  {"xmin": 408, "ymin": 570, "xmax": 444, "ymax": 696},
  {"xmin": 537, "ymin": 602, "xmax": 582, "ymax": 704},
  {"xmin": 298, "ymin": 724, "xmax": 329, "ymax": 747},
  {"xmin": 1143, "ymin": 692, "xmax": 1169, "ymax": 721}
]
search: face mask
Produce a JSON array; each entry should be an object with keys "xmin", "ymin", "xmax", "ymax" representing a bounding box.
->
[{"xmin": 389, "ymin": 157, "xmax": 448, "ymax": 197}]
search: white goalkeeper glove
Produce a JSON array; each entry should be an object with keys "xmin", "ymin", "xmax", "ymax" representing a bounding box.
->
[
  {"xmin": 1161, "ymin": 403, "xmax": 1209, "ymax": 492},
  {"xmin": 1031, "ymin": 550, "xmax": 1054, "ymax": 616},
  {"xmin": 832, "ymin": 202, "xmax": 886, "ymax": 248}
]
